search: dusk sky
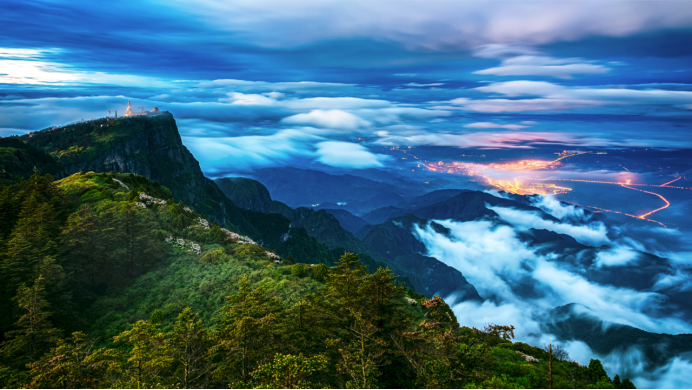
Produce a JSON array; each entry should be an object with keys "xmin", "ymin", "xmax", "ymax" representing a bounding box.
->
[{"xmin": 2, "ymin": 0, "xmax": 692, "ymax": 175}]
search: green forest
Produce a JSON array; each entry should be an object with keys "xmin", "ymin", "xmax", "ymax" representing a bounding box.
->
[{"xmin": 0, "ymin": 171, "xmax": 636, "ymax": 388}]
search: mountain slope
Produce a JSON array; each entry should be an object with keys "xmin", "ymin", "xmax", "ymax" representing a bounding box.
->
[
  {"xmin": 0, "ymin": 137, "xmax": 63, "ymax": 184},
  {"xmin": 216, "ymin": 176, "xmax": 481, "ymax": 299},
  {"xmin": 320, "ymin": 208, "xmax": 369, "ymax": 234},
  {"xmin": 545, "ymin": 304, "xmax": 692, "ymax": 371}
]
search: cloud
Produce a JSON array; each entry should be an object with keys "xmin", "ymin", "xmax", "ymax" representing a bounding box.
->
[
  {"xmin": 474, "ymin": 54, "xmax": 610, "ymax": 79},
  {"xmin": 594, "ymin": 247, "xmax": 640, "ymax": 268},
  {"xmin": 414, "ymin": 218, "xmax": 692, "ymax": 338},
  {"xmin": 404, "ymin": 82, "xmax": 445, "ymax": 87},
  {"xmin": 442, "ymin": 80, "xmax": 692, "ymax": 113},
  {"xmin": 315, "ymin": 141, "xmax": 388, "ymax": 168},
  {"xmin": 178, "ymin": 1, "xmax": 692, "ymax": 50},
  {"xmin": 182, "ymin": 129, "xmax": 321, "ymax": 173},
  {"xmin": 530, "ymin": 195, "xmax": 589, "ymax": 221},
  {"xmin": 281, "ymin": 109, "xmax": 371, "ymax": 129},
  {"xmin": 487, "ymin": 205, "xmax": 610, "ymax": 246},
  {"xmin": 463, "ymin": 122, "xmax": 528, "ymax": 130}
]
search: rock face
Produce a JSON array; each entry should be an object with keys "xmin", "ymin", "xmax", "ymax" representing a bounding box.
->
[
  {"xmin": 22, "ymin": 114, "xmax": 285, "ymax": 238},
  {"xmin": 51, "ymin": 113, "xmax": 211, "ymax": 210}
]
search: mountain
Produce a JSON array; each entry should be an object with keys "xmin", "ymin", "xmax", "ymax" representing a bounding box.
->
[
  {"xmin": 0, "ymin": 137, "xmax": 63, "ymax": 183},
  {"xmin": 319, "ymin": 208, "xmax": 369, "ymax": 234},
  {"xmin": 248, "ymin": 166, "xmax": 415, "ymax": 214},
  {"xmin": 545, "ymin": 304, "xmax": 692, "ymax": 371},
  {"xmin": 0, "ymin": 116, "xmax": 637, "ymax": 389},
  {"xmin": 357, "ymin": 214, "xmax": 482, "ymax": 301},
  {"xmin": 216, "ymin": 176, "xmax": 481, "ymax": 298},
  {"xmin": 362, "ymin": 189, "xmax": 522, "ymax": 225},
  {"xmin": 0, "ymin": 171, "xmax": 629, "ymax": 389},
  {"xmin": 15, "ymin": 115, "xmax": 347, "ymax": 266}
]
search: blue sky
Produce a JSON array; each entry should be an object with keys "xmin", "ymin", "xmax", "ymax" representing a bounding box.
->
[{"xmin": 1, "ymin": 0, "xmax": 691, "ymax": 175}]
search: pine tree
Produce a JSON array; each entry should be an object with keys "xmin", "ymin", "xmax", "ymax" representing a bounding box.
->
[
  {"xmin": 112, "ymin": 319, "xmax": 173, "ymax": 388},
  {"xmin": 211, "ymin": 276, "xmax": 287, "ymax": 386},
  {"xmin": 28, "ymin": 331, "xmax": 113, "ymax": 388},
  {"xmin": 0, "ymin": 276, "xmax": 62, "ymax": 367},
  {"xmin": 166, "ymin": 308, "xmax": 211, "ymax": 388}
]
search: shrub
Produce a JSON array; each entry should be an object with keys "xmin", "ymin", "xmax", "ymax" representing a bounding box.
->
[
  {"xmin": 291, "ymin": 263, "xmax": 306, "ymax": 277},
  {"xmin": 312, "ymin": 263, "xmax": 329, "ymax": 281}
]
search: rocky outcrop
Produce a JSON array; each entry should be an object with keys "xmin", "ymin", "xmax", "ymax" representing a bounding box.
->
[{"xmin": 54, "ymin": 113, "xmax": 211, "ymax": 210}]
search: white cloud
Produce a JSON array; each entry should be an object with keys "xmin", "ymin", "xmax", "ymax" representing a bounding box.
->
[
  {"xmin": 530, "ymin": 195, "xmax": 588, "ymax": 221},
  {"xmin": 413, "ymin": 218, "xmax": 692, "ymax": 337},
  {"xmin": 224, "ymin": 92, "xmax": 278, "ymax": 105},
  {"xmin": 594, "ymin": 247, "xmax": 640, "ymax": 268},
  {"xmin": 474, "ymin": 55, "xmax": 610, "ymax": 79},
  {"xmin": 487, "ymin": 205, "xmax": 610, "ymax": 246},
  {"xmin": 315, "ymin": 141, "xmax": 388, "ymax": 168},
  {"xmin": 281, "ymin": 109, "xmax": 371, "ymax": 129},
  {"xmin": 444, "ymin": 80, "xmax": 692, "ymax": 113}
]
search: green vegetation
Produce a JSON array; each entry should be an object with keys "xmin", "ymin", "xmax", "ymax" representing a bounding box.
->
[
  {"xmin": 0, "ymin": 172, "xmax": 635, "ymax": 388},
  {"xmin": 0, "ymin": 137, "xmax": 62, "ymax": 184}
]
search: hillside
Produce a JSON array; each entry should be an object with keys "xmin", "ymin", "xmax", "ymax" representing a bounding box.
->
[
  {"xmin": 0, "ymin": 172, "xmax": 634, "ymax": 388},
  {"xmin": 14, "ymin": 116, "xmax": 342, "ymax": 265},
  {"xmin": 0, "ymin": 137, "xmax": 63, "ymax": 184},
  {"xmin": 216, "ymin": 176, "xmax": 481, "ymax": 299}
]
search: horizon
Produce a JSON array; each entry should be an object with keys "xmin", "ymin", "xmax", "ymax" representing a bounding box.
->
[{"xmin": 2, "ymin": 1, "xmax": 692, "ymax": 173}]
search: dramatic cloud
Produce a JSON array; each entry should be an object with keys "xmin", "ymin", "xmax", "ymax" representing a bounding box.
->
[
  {"xmin": 282, "ymin": 109, "xmax": 371, "ymax": 129},
  {"xmin": 444, "ymin": 81, "xmax": 692, "ymax": 113},
  {"xmin": 475, "ymin": 55, "xmax": 610, "ymax": 79},
  {"xmin": 530, "ymin": 195, "xmax": 589, "ymax": 221},
  {"xmin": 315, "ymin": 141, "xmax": 389, "ymax": 168},
  {"xmin": 487, "ymin": 205, "xmax": 610, "ymax": 246},
  {"xmin": 414, "ymin": 218, "xmax": 691, "ymax": 334},
  {"xmin": 174, "ymin": 1, "xmax": 692, "ymax": 50}
]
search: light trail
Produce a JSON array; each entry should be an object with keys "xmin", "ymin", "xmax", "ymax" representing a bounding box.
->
[
  {"xmin": 537, "ymin": 178, "xmax": 692, "ymax": 190},
  {"xmin": 661, "ymin": 176, "xmax": 681, "ymax": 187},
  {"xmin": 582, "ymin": 205, "xmax": 667, "ymax": 227},
  {"xmin": 395, "ymin": 147, "xmax": 678, "ymax": 227},
  {"xmin": 620, "ymin": 184, "xmax": 671, "ymax": 219}
]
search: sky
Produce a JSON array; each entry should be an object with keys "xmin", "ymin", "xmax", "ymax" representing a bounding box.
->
[{"xmin": 1, "ymin": 0, "xmax": 692, "ymax": 175}]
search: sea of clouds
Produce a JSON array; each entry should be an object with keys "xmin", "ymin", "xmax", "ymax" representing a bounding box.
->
[{"xmin": 412, "ymin": 194, "xmax": 692, "ymax": 387}]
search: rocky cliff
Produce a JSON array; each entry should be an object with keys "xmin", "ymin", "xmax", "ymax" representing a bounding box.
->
[{"xmin": 21, "ymin": 114, "xmax": 282, "ymax": 238}]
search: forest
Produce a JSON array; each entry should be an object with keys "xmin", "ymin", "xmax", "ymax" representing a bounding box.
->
[{"xmin": 0, "ymin": 171, "xmax": 636, "ymax": 388}]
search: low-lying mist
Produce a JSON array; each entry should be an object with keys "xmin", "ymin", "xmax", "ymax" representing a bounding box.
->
[{"xmin": 412, "ymin": 194, "xmax": 692, "ymax": 387}]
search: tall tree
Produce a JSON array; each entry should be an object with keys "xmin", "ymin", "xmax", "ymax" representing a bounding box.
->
[
  {"xmin": 211, "ymin": 277, "xmax": 287, "ymax": 386},
  {"xmin": 112, "ymin": 319, "xmax": 173, "ymax": 388},
  {"xmin": 27, "ymin": 331, "xmax": 113, "ymax": 388},
  {"xmin": 166, "ymin": 308, "xmax": 211, "ymax": 388},
  {"xmin": 0, "ymin": 276, "xmax": 61, "ymax": 368}
]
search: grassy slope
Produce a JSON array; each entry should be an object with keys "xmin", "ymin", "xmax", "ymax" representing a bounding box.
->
[{"xmin": 55, "ymin": 172, "xmax": 324, "ymax": 342}]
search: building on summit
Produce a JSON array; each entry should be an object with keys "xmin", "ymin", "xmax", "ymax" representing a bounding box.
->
[
  {"xmin": 124, "ymin": 100, "xmax": 134, "ymax": 117},
  {"xmin": 115, "ymin": 102, "xmax": 163, "ymax": 118}
]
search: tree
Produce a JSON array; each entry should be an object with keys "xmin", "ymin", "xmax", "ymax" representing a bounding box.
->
[
  {"xmin": 291, "ymin": 263, "xmax": 306, "ymax": 277},
  {"xmin": 211, "ymin": 277, "xmax": 287, "ymax": 386},
  {"xmin": 166, "ymin": 308, "xmax": 211, "ymax": 388},
  {"xmin": 27, "ymin": 332, "xmax": 113, "ymax": 388},
  {"xmin": 312, "ymin": 263, "xmax": 329, "ymax": 281},
  {"xmin": 112, "ymin": 319, "xmax": 173, "ymax": 388},
  {"xmin": 303, "ymin": 253, "xmax": 410, "ymax": 388},
  {"xmin": 252, "ymin": 353, "xmax": 328, "ymax": 389},
  {"xmin": 1, "ymin": 276, "xmax": 61, "ymax": 367}
]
